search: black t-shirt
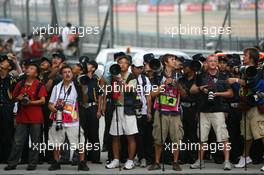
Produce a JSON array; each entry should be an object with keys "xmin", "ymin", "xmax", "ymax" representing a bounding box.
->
[
  {"xmin": 179, "ymin": 75, "xmax": 198, "ymax": 103},
  {"xmin": 196, "ymin": 70, "xmax": 230, "ymax": 113}
]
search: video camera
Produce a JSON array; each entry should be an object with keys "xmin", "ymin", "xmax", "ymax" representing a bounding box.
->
[{"xmin": 149, "ymin": 58, "xmax": 163, "ymax": 74}]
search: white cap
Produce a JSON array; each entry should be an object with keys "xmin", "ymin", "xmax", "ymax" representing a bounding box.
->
[{"xmin": 132, "ymin": 53, "xmax": 144, "ymax": 67}]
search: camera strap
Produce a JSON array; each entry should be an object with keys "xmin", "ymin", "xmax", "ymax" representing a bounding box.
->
[{"xmin": 58, "ymin": 83, "xmax": 72, "ymax": 102}]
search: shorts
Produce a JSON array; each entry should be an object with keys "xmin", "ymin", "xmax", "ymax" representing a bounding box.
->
[
  {"xmin": 199, "ymin": 112, "xmax": 229, "ymax": 142},
  {"xmin": 240, "ymin": 107, "xmax": 264, "ymax": 140},
  {"xmin": 109, "ymin": 106, "xmax": 138, "ymax": 136},
  {"xmin": 152, "ymin": 111, "xmax": 184, "ymax": 145},
  {"xmin": 48, "ymin": 125, "xmax": 85, "ymax": 149}
]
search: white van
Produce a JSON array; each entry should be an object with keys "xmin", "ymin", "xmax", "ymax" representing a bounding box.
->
[{"xmin": 0, "ymin": 18, "xmax": 23, "ymax": 53}]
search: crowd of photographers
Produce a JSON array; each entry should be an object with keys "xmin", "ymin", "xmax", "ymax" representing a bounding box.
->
[{"xmin": 1, "ymin": 46, "xmax": 264, "ymax": 172}]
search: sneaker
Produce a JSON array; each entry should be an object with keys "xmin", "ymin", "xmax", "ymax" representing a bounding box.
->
[
  {"xmin": 223, "ymin": 160, "xmax": 232, "ymax": 170},
  {"xmin": 4, "ymin": 165, "xmax": 16, "ymax": 171},
  {"xmin": 190, "ymin": 160, "xmax": 205, "ymax": 169},
  {"xmin": 48, "ymin": 161, "xmax": 61, "ymax": 171},
  {"xmin": 123, "ymin": 160, "xmax": 135, "ymax": 170},
  {"xmin": 172, "ymin": 162, "xmax": 182, "ymax": 171},
  {"xmin": 26, "ymin": 165, "xmax": 36, "ymax": 171},
  {"xmin": 140, "ymin": 158, "xmax": 147, "ymax": 168},
  {"xmin": 78, "ymin": 161, "xmax": 89, "ymax": 171},
  {"xmin": 105, "ymin": 159, "xmax": 120, "ymax": 169},
  {"xmin": 234, "ymin": 156, "xmax": 252, "ymax": 168},
  {"xmin": 260, "ymin": 165, "xmax": 264, "ymax": 172},
  {"xmin": 148, "ymin": 163, "xmax": 161, "ymax": 171}
]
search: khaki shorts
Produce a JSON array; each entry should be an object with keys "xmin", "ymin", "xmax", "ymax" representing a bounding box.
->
[
  {"xmin": 199, "ymin": 112, "xmax": 229, "ymax": 142},
  {"xmin": 109, "ymin": 106, "xmax": 138, "ymax": 136},
  {"xmin": 48, "ymin": 125, "xmax": 85, "ymax": 149},
  {"xmin": 240, "ymin": 107, "xmax": 264, "ymax": 140},
  {"xmin": 152, "ymin": 111, "xmax": 184, "ymax": 145}
]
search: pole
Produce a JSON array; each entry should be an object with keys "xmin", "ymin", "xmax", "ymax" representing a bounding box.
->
[
  {"xmin": 26, "ymin": 0, "xmax": 30, "ymax": 35},
  {"xmin": 96, "ymin": 9, "xmax": 109, "ymax": 55},
  {"xmin": 65, "ymin": 0, "xmax": 69, "ymax": 23},
  {"xmin": 156, "ymin": 0, "xmax": 161, "ymax": 48},
  {"xmin": 78, "ymin": 0, "xmax": 84, "ymax": 57},
  {"xmin": 228, "ymin": 0, "xmax": 231, "ymax": 50},
  {"xmin": 97, "ymin": 0, "xmax": 101, "ymax": 28},
  {"xmin": 178, "ymin": 0, "xmax": 183, "ymax": 49},
  {"xmin": 255, "ymin": 0, "xmax": 259, "ymax": 45},
  {"xmin": 201, "ymin": 0, "xmax": 206, "ymax": 50},
  {"xmin": 135, "ymin": 0, "xmax": 139, "ymax": 46},
  {"xmin": 109, "ymin": 0, "xmax": 114, "ymax": 48},
  {"xmin": 35, "ymin": 0, "xmax": 39, "ymax": 24},
  {"xmin": 3, "ymin": 0, "xmax": 8, "ymax": 18}
]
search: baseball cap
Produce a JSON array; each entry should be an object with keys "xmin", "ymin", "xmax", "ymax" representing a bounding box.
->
[
  {"xmin": 40, "ymin": 57, "xmax": 51, "ymax": 64},
  {"xmin": 114, "ymin": 52, "xmax": 126, "ymax": 61},
  {"xmin": 183, "ymin": 59, "xmax": 192, "ymax": 67},
  {"xmin": 0, "ymin": 55, "xmax": 15, "ymax": 70},
  {"xmin": 116, "ymin": 55, "xmax": 132, "ymax": 65},
  {"xmin": 52, "ymin": 51, "xmax": 65, "ymax": 61},
  {"xmin": 143, "ymin": 53, "xmax": 155, "ymax": 63}
]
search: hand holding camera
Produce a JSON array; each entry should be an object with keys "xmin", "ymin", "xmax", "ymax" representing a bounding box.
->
[
  {"xmin": 54, "ymin": 99, "xmax": 66, "ymax": 131},
  {"xmin": 19, "ymin": 93, "xmax": 30, "ymax": 106}
]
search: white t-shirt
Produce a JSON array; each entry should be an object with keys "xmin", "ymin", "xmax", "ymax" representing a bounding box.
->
[{"xmin": 49, "ymin": 81, "xmax": 79, "ymax": 127}]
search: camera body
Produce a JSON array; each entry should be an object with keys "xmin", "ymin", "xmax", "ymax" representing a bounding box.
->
[{"xmin": 21, "ymin": 93, "xmax": 30, "ymax": 105}]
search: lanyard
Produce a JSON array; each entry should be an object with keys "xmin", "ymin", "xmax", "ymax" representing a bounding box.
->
[{"xmin": 58, "ymin": 83, "xmax": 72, "ymax": 102}]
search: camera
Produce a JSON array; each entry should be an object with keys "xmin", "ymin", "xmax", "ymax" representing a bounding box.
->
[
  {"xmin": 252, "ymin": 92, "xmax": 264, "ymax": 102},
  {"xmin": 78, "ymin": 74, "xmax": 89, "ymax": 85},
  {"xmin": 240, "ymin": 66, "xmax": 257, "ymax": 79},
  {"xmin": 190, "ymin": 60, "xmax": 203, "ymax": 73},
  {"xmin": 149, "ymin": 58, "xmax": 163, "ymax": 74},
  {"xmin": 79, "ymin": 56, "xmax": 90, "ymax": 73},
  {"xmin": 21, "ymin": 93, "xmax": 30, "ymax": 105},
  {"xmin": 110, "ymin": 64, "xmax": 121, "ymax": 77},
  {"xmin": 55, "ymin": 104, "xmax": 64, "ymax": 131},
  {"xmin": 208, "ymin": 90, "xmax": 215, "ymax": 103}
]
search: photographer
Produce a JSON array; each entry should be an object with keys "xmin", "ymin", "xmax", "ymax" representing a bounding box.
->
[
  {"xmin": 190, "ymin": 54, "xmax": 233, "ymax": 170},
  {"xmin": 78, "ymin": 60, "xmax": 102, "ymax": 164},
  {"xmin": 48, "ymin": 65, "xmax": 89, "ymax": 171},
  {"xmin": 228, "ymin": 48, "xmax": 264, "ymax": 171},
  {"xmin": 106, "ymin": 55, "xmax": 138, "ymax": 170},
  {"xmin": 4, "ymin": 63, "xmax": 46, "ymax": 171},
  {"xmin": 148, "ymin": 54, "xmax": 186, "ymax": 171},
  {"xmin": 131, "ymin": 55, "xmax": 153, "ymax": 167},
  {"xmin": 101, "ymin": 52, "xmax": 125, "ymax": 163},
  {"xmin": 0, "ymin": 55, "xmax": 17, "ymax": 163},
  {"xmin": 178, "ymin": 59, "xmax": 199, "ymax": 164}
]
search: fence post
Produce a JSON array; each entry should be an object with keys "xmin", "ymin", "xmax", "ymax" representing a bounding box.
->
[
  {"xmin": 156, "ymin": 0, "xmax": 161, "ymax": 48},
  {"xmin": 201, "ymin": 0, "xmax": 206, "ymax": 50},
  {"xmin": 255, "ymin": 0, "xmax": 259, "ymax": 45},
  {"xmin": 78, "ymin": 0, "xmax": 84, "ymax": 57},
  {"xmin": 26, "ymin": 0, "xmax": 30, "ymax": 35},
  {"xmin": 228, "ymin": 0, "xmax": 231, "ymax": 50},
  {"xmin": 135, "ymin": 0, "xmax": 139, "ymax": 46},
  {"xmin": 178, "ymin": 0, "xmax": 184, "ymax": 49},
  {"xmin": 109, "ymin": 0, "xmax": 114, "ymax": 48}
]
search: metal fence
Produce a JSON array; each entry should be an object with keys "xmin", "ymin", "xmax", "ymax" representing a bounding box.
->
[{"xmin": 1, "ymin": 0, "xmax": 264, "ymax": 54}]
